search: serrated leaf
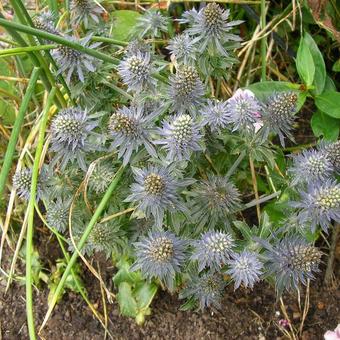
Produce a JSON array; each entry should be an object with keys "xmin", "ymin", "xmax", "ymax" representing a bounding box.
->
[
  {"xmin": 296, "ymin": 36, "xmax": 315, "ymax": 86},
  {"xmin": 311, "ymin": 111, "xmax": 339, "ymax": 141},
  {"xmin": 303, "ymin": 33, "xmax": 326, "ymax": 95},
  {"xmin": 315, "ymin": 91, "xmax": 340, "ymax": 119},
  {"xmin": 116, "ymin": 282, "xmax": 138, "ymax": 317}
]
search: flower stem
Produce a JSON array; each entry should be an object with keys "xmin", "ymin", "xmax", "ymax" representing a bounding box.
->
[
  {"xmin": 39, "ymin": 166, "xmax": 125, "ymax": 333},
  {"xmin": 0, "ymin": 67, "xmax": 40, "ymax": 200},
  {"xmin": 26, "ymin": 87, "xmax": 56, "ymax": 340},
  {"xmin": 324, "ymin": 222, "xmax": 340, "ymax": 286},
  {"xmin": 0, "ymin": 44, "xmax": 57, "ymax": 57}
]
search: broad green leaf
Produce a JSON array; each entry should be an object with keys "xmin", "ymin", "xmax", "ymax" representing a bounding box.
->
[
  {"xmin": 311, "ymin": 111, "xmax": 339, "ymax": 141},
  {"xmin": 113, "ymin": 257, "xmax": 141, "ymax": 286},
  {"xmin": 315, "ymin": 91, "xmax": 340, "ymax": 119},
  {"xmin": 324, "ymin": 76, "xmax": 336, "ymax": 91},
  {"xmin": 116, "ymin": 282, "xmax": 138, "ymax": 317},
  {"xmin": 296, "ymin": 36, "xmax": 315, "ymax": 86},
  {"xmin": 303, "ymin": 33, "xmax": 326, "ymax": 95},
  {"xmin": 111, "ymin": 10, "xmax": 141, "ymax": 41}
]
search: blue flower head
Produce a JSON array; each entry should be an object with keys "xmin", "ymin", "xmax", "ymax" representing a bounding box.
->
[
  {"xmin": 200, "ymin": 99, "xmax": 231, "ymax": 132},
  {"xmin": 167, "ymin": 34, "xmax": 197, "ymax": 65},
  {"xmin": 134, "ymin": 10, "xmax": 169, "ymax": 38},
  {"xmin": 131, "ymin": 230, "xmax": 187, "ymax": 290},
  {"xmin": 70, "ymin": 0, "xmax": 104, "ymax": 27}
]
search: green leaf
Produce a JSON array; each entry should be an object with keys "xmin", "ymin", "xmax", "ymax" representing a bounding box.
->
[
  {"xmin": 134, "ymin": 281, "xmax": 158, "ymax": 325},
  {"xmin": 296, "ymin": 36, "xmax": 315, "ymax": 86},
  {"xmin": 333, "ymin": 59, "xmax": 340, "ymax": 72},
  {"xmin": 111, "ymin": 10, "xmax": 141, "ymax": 41},
  {"xmin": 113, "ymin": 257, "xmax": 141, "ymax": 286},
  {"xmin": 303, "ymin": 33, "xmax": 326, "ymax": 95},
  {"xmin": 315, "ymin": 91, "xmax": 340, "ymax": 119},
  {"xmin": 311, "ymin": 111, "xmax": 339, "ymax": 141},
  {"xmin": 116, "ymin": 282, "xmax": 138, "ymax": 317}
]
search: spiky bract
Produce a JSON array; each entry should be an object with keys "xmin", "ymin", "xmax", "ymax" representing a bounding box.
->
[
  {"xmin": 131, "ymin": 230, "xmax": 187, "ymax": 290},
  {"xmin": 226, "ymin": 251, "xmax": 263, "ymax": 289}
]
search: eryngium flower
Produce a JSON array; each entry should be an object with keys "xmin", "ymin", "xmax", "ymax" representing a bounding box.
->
[
  {"xmin": 184, "ymin": 3, "xmax": 243, "ymax": 56},
  {"xmin": 108, "ymin": 104, "xmax": 159, "ymax": 165},
  {"xmin": 88, "ymin": 221, "xmax": 126, "ymax": 258},
  {"xmin": 125, "ymin": 165, "xmax": 189, "ymax": 227},
  {"xmin": 46, "ymin": 198, "xmax": 70, "ymax": 232},
  {"xmin": 191, "ymin": 230, "xmax": 235, "ymax": 272},
  {"xmin": 200, "ymin": 99, "xmax": 231, "ymax": 132},
  {"xmin": 134, "ymin": 10, "xmax": 169, "ymax": 38},
  {"xmin": 155, "ymin": 114, "xmax": 203, "ymax": 162},
  {"xmin": 180, "ymin": 271, "xmax": 226, "ymax": 310},
  {"xmin": 190, "ymin": 175, "xmax": 241, "ymax": 229},
  {"xmin": 50, "ymin": 107, "xmax": 99, "ymax": 171},
  {"xmin": 289, "ymin": 149, "xmax": 334, "ymax": 185},
  {"xmin": 320, "ymin": 140, "xmax": 340, "ymax": 173},
  {"xmin": 125, "ymin": 40, "xmax": 151, "ymax": 57},
  {"xmin": 263, "ymin": 236, "xmax": 322, "ymax": 293},
  {"xmin": 293, "ymin": 180, "xmax": 340, "ymax": 233},
  {"xmin": 226, "ymin": 251, "xmax": 263, "ymax": 289},
  {"xmin": 33, "ymin": 11, "xmax": 60, "ymax": 36},
  {"xmin": 227, "ymin": 89, "xmax": 262, "ymax": 132},
  {"xmin": 261, "ymin": 91, "xmax": 297, "ymax": 146},
  {"xmin": 70, "ymin": 0, "xmax": 103, "ymax": 27},
  {"xmin": 88, "ymin": 163, "xmax": 115, "ymax": 194},
  {"xmin": 167, "ymin": 34, "xmax": 197, "ymax": 65},
  {"xmin": 12, "ymin": 168, "xmax": 47, "ymax": 201},
  {"xmin": 168, "ymin": 65, "xmax": 205, "ymax": 114},
  {"xmin": 131, "ymin": 230, "xmax": 187, "ymax": 290},
  {"xmin": 118, "ymin": 51, "xmax": 155, "ymax": 93},
  {"xmin": 52, "ymin": 35, "xmax": 100, "ymax": 83}
]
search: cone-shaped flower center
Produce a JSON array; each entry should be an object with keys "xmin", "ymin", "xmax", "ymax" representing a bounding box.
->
[
  {"xmin": 173, "ymin": 115, "xmax": 193, "ymax": 143},
  {"xmin": 205, "ymin": 233, "xmax": 232, "ymax": 254},
  {"xmin": 144, "ymin": 173, "xmax": 165, "ymax": 195},
  {"xmin": 150, "ymin": 237, "xmax": 174, "ymax": 262},
  {"xmin": 127, "ymin": 56, "xmax": 149, "ymax": 77},
  {"xmin": 316, "ymin": 187, "xmax": 340, "ymax": 210},
  {"xmin": 290, "ymin": 246, "xmax": 322, "ymax": 272},
  {"xmin": 109, "ymin": 113, "xmax": 138, "ymax": 136},
  {"xmin": 54, "ymin": 116, "xmax": 82, "ymax": 138}
]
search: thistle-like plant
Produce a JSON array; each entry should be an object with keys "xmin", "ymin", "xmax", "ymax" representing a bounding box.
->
[
  {"xmin": 190, "ymin": 175, "xmax": 241, "ymax": 229},
  {"xmin": 320, "ymin": 140, "xmax": 340, "ymax": 173},
  {"xmin": 88, "ymin": 163, "xmax": 115, "ymax": 194},
  {"xmin": 226, "ymin": 251, "xmax": 263, "ymax": 289},
  {"xmin": 289, "ymin": 149, "xmax": 334, "ymax": 185},
  {"xmin": 12, "ymin": 167, "xmax": 48, "ymax": 201},
  {"xmin": 182, "ymin": 3, "xmax": 243, "ymax": 56},
  {"xmin": 131, "ymin": 230, "xmax": 187, "ymax": 290},
  {"xmin": 52, "ymin": 35, "xmax": 100, "ymax": 83},
  {"xmin": 118, "ymin": 51, "xmax": 155, "ymax": 93},
  {"xmin": 108, "ymin": 104, "xmax": 160, "ymax": 165},
  {"xmin": 180, "ymin": 271, "xmax": 226, "ymax": 310},
  {"xmin": 167, "ymin": 34, "xmax": 197, "ymax": 65},
  {"xmin": 200, "ymin": 99, "xmax": 231, "ymax": 132},
  {"xmin": 87, "ymin": 221, "xmax": 126, "ymax": 258},
  {"xmin": 168, "ymin": 65, "xmax": 205, "ymax": 114},
  {"xmin": 262, "ymin": 236, "xmax": 322, "ymax": 294},
  {"xmin": 134, "ymin": 9, "xmax": 169, "ymax": 38},
  {"xmin": 33, "ymin": 11, "xmax": 60, "ymax": 36},
  {"xmin": 293, "ymin": 180, "xmax": 340, "ymax": 233},
  {"xmin": 155, "ymin": 114, "xmax": 203, "ymax": 162},
  {"xmin": 50, "ymin": 107, "xmax": 100, "ymax": 171},
  {"xmin": 70, "ymin": 0, "xmax": 104, "ymax": 27},
  {"xmin": 46, "ymin": 198, "xmax": 70, "ymax": 232},
  {"xmin": 260, "ymin": 91, "xmax": 298, "ymax": 146},
  {"xmin": 191, "ymin": 230, "xmax": 235, "ymax": 272},
  {"xmin": 227, "ymin": 89, "xmax": 262, "ymax": 132},
  {"xmin": 125, "ymin": 165, "xmax": 190, "ymax": 227}
]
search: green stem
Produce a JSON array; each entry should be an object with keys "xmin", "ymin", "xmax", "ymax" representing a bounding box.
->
[
  {"xmin": 0, "ymin": 67, "xmax": 40, "ymax": 199},
  {"xmin": 26, "ymin": 87, "xmax": 56, "ymax": 340},
  {"xmin": 260, "ymin": 0, "xmax": 266, "ymax": 81},
  {"xmin": 0, "ymin": 44, "xmax": 57, "ymax": 57},
  {"xmin": 40, "ymin": 166, "xmax": 125, "ymax": 332},
  {"xmin": 0, "ymin": 19, "xmax": 120, "ymax": 65},
  {"xmin": 225, "ymin": 150, "xmax": 246, "ymax": 179}
]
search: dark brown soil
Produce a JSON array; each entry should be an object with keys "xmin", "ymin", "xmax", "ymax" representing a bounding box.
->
[{"xmin": 1, "ymin": 237, "xmax": 339, "ymax": 340}]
